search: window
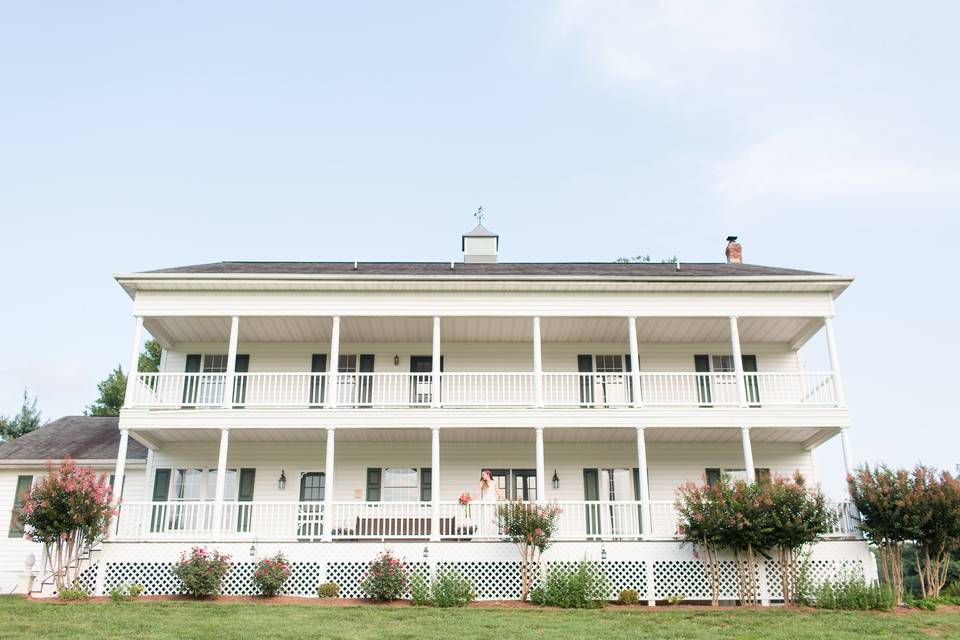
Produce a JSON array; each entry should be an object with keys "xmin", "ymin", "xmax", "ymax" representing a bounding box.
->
[
  {"xmin": 338, "ymin": 355, "xmax": 358, "ymax": 373},
  {"xmin": 206, "ymin": 469, "xmax": 238, "ymax": 501},
  {"xmin": 8, "ymin": 475, "xmax": 33, "ymax": 538},
  {"xmin": 173, "ymin": 469, "xmax": 204, "ymax": 500},
  {"xmin": 711, "ymin": 355, "xmax": 735, "ymax": 373},
  {"xmin": 595, "ymin": 355, "xmax": 624, "ymax": 373},
  {"xmin": 202, "ymin": 355, "xmax": 228, "ymax": 373},
  {"xmin": 601, "ymin": 468, "xmax": 632, "ymax": 501},
  {"xmin": 705, "ymin": 467, "xmax": 771, "ymax": 487},
  {"xmin": 382, "ymin": 468, "xmax": 419, "ymax": 502}
]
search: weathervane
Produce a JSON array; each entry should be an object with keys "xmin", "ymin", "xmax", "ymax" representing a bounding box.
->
[{"xmin": 474, "ymin": 206, "xmax": 484, "ymax": 225}]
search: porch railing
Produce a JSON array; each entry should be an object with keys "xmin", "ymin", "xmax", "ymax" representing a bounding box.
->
[
  {"xmin": 126, "ymin": 371, "xmax": 838, "ymax": 409},
  {"xmin": 112, "ymin": 499, "xmax": 857, "ymax": 542}
]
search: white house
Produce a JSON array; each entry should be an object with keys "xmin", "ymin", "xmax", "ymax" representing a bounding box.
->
[{"xmin": 10, "ymin": 229, "xmax": 874, "ymax": 601}]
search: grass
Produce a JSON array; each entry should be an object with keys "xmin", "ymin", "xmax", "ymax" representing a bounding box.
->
[{"xmin": 2, "ymin": 596, "xmax": 960, "ymax": 640}]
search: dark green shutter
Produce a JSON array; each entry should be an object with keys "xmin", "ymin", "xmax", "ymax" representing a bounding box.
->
[
  {"xmin": 583, "ymin": 468, "xmax": 600, "ymax": 537},
  {"xmin": 237, "ymin": 468, "xmax": 256, "ymax": 532},
  {"xmin": 8, "ymin": 475, "xmax": 33, "ymax": 538},
  {"xmin": 366, "ymin": 468, "xmax": 382, "ymax": 501},
  {"xmin": 310, "ymin": 354, "xmax": 327, "ymax": 406},
  {"xmin": 624, "ymin": 353, "xmax": 634, "ymax": 403},
  {"xmin": 694, "ymin": 355, "xmax": 712, "ymax": 405},
  {"xmin": 705, "ymin": 468, "xmax": 721, "ymax": 487},
  {"xmin": 577, "ymin": 355, "xmax": 594, "ymax": 406},
  {"xmin": 420, "ymin": 468, "xmax": 432, "ymax": 502},
  {"xmin": 742, "ymin": 355, "xmax": 760, "ymax": 405},
  {"xmin": 358, "ymin": 354, "xmax": 375, "ymax": 405},
  {"xmin": 182, "ymin": 354, "xmax": 201, "ymax": 405},
  {"xmin": 755, "ymin": 468, "xmax": 771, "ymax": 484},
  {"xmin": 150, "ymin": 469, "xmax": 171, "ymax": 533},
  {"xmin": 232, "ymin": 355, "xmax": 250, "ymax": 406}
]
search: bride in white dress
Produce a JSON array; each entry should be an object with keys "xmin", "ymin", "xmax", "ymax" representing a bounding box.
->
[{"xmin": 475, "ymin": 469, "xmax": 504, "ymax": 538}]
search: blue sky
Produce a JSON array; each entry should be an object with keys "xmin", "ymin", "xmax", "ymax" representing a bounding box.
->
[{"xmin": 1, "ymin": 2, "xmax": 958, "ymax": 497}]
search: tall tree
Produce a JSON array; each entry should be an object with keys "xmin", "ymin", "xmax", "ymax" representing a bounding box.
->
[
  {"xmin": 86, "ymin": 339, "xmax": 163, "ymax": 416},
  {"xmin": 0, "ymin": 388, "xmax": 44, "ymax": 442}
]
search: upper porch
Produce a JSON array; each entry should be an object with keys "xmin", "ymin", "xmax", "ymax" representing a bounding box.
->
[{"xmin": 121, "ymin": 314, "xmax": 847, "ymax": 422}]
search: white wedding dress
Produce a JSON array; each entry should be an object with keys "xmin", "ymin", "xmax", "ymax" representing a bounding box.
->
[{"xmin": 477, "ymin": 482, "xmax": 498, "ymax": 537}]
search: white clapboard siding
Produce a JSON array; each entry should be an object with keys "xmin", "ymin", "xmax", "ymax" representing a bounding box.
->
[{"xmin": 148, "ymin": 441, "xmax": 814, "ymax": 505}]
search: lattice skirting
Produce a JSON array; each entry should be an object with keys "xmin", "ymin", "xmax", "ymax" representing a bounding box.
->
[{"xmin": 83, "ymin": 540, "xmax": 876, "ymax": 602}]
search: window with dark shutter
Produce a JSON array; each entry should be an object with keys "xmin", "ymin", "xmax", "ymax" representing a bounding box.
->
[
  {"xmin": 366, "ymin": 468, "xmax": 382, "ymax": 501},
  {"xmin": 8, "ymin": 475, "xmax": 33, "ymax": 538}
]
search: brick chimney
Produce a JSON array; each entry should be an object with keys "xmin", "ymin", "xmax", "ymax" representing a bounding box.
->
[{"xmin": 725, "ymin": 236, "xmax": 742, "ymax": 264}]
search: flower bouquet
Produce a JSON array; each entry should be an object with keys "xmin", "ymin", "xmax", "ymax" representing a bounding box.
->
[{"xmin": 458, "ymin": 492, "xmax": 472, "ymax": 517}]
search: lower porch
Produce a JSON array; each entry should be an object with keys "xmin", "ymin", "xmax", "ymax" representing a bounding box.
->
[{"xmin": 110, "ymin": 426, "xmax": 858, "ymax": 544}]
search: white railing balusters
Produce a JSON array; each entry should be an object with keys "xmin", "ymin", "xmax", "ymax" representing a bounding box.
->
[{"xmin": 126, "ymin": 371, "xmax": 839, "ymax": 409}]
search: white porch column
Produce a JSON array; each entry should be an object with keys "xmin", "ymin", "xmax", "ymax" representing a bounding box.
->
[
  {"xmin": 532, "ymin": 317, "xmax": 543, "ymax": 407},
  {"xmin": 327, "ymin": 317, "xmax": 341, "ymax": 408},
  {"xmin": 111, "ymin": 429, "xmax": 129, "ymax": 537},
  {"xmin": 322, "ymin": 428, "xmax": 336, "ymax": 541},
  {"xmin": 824, "ymin": 317, "xmax": 847, "ymax": 406},
  {"xmin": 729, "ymin": 316, "xmax": 748, "ymax": 407},
  {"xmin": 635, "ymin": 427, "xmax": 651, "ymax": 537},
  {"xmin": 222, "ymin": 316, "xmax": 240, "ymax": 408},
  {"xmin": 430, "ymin": 428, "xmax": 441, "ymax": 541},
  {"xmin": 740, "ymin": 426, "xmax": 755, "ymax": 480},
  {"xmin": 840, "ymin": 428, "xmax": 855, "ymax": 478},
  {"xmin": 122, "ymin": 317, "xmax": 143, "ymax": 407},
  {"xmin": 535, "ymin": 427, "xmax": 546, "ymax": 503},
  {"xmin": 431, "ymin": 316, "xmax": 442, "ymax": 408},
  {"xmin": 627, "ymin": 317, "xmax": 642, "ymax": 407},
  {"xmin": 213, "ymin": 427, "xmax": 230, "ymax": 537}
]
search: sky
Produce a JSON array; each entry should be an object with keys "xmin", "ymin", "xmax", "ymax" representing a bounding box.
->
[{"xmin": 1, "ymin": 2, "xmax": 958, "ymax": 498}]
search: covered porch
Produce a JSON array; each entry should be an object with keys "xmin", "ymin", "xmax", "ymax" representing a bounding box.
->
[{"xmin": 110, "ymin": 425, "xmax": 859, "ymax": 543}]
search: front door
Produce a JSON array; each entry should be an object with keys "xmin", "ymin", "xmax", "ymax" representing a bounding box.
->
[
  {"xmin": 410, "ymin": 356, "xmax": 443, "ymax": 405},
  {"xmin": 513, "ymin": 469, "xmax": 537, "ymax": 502},
  {"xmin": 298, "ymin": 472, "xmax": 325, "ymax": 539}
]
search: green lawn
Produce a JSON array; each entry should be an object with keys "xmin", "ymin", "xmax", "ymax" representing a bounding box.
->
[{"xmin": 2, "ymin": 597, "xmax": 959, "ymax": 640}]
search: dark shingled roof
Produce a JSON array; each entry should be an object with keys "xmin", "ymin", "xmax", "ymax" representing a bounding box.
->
[
  {"xmin": 0, "ymin": 416, "xmax": 147, "ymax": 462},
  {"xmin": 145, "ymin": 261, "xmax": 830, "ymax": 278}
]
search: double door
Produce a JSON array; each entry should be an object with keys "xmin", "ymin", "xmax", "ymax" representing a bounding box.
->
[{"xmin": 486, "ymin": 468, "xmax": 537, "ymax": 501}]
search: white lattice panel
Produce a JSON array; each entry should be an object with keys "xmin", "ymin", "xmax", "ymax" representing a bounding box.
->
[
  {"xmin": 764, "ymin": 559, "xmax": 864, "ymax": 600},
  {"xmin": 84, "ymin": 539, "xmax": 875, "ymax": 603}
]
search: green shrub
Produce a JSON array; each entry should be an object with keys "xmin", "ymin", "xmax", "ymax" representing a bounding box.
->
[
  {"xmin": 252, "ymin": 552, "xmax": 291, "ymax": 597},
  {"xmin": 943, "ymin": 582, "xmax": 960, "ymax": 598},
  {"xmin": 534, "ymin": 561, "xmax": 608, "ymax": 609},
  {"xmin": 409, "ymin": 572, "xmax": 431, "ymax": 606},
  {"xmin": 360, "ymin": 551, "xmax": 408, "ymax": 601},
  {"xmin": 617, "ymin": 588, "xmax": 639, "ymax": 605},
  {"xmin": 58, "ymin": 582, "xmax": 90, "ymax": 601},
  {"xmin": 811, "ymin": 571, "xmax": 895, "ymax": 611},
  {"xmin": 171, "ymin": 546, "xmax": 231, "ymax": 598},
  {"xmin": 109, "ymin": 584, "xmax": 127, "ymax": 604},
  {"xmin": 127, "ymin": 583, "xmax": 145, "ymax": 598},
  {"xmin": 666, "ymin": 594, "xmax": 686, "ymax": 605},
  {"xmin": 432, "ymin": 571, "xmax": 476, "ymax": 608},
  {"xmin": 316, "ymin": 582, "xmax": 339, "ymax": 598},
  {"xmin": 913, "ymin": 597, "xmax": 940, "ymax": 611}
]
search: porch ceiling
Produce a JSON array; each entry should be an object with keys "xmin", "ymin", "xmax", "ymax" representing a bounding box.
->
[
  {"xmin": 132, "ymin": 426, "xmax": 839, "ymax": 448},
  {"xmin": 145, "ymin": 315, "xmax": 824, "ymax": 348}
]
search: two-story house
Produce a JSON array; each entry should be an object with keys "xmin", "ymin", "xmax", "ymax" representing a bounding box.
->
[{"xmin": 14, "ymin": 228, "xmax": 875, "ymax": 601}]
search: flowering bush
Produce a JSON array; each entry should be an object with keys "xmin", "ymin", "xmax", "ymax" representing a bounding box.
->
[
  {"xmin": 496, "ymin": 502, "xmax": 562, "ymax": 600},
  {"xmin": 677, "ymin": 472, "xmax": 833, "ymax": 606},
  {"xmin": 252, "ymin": 552, "xmax": 291, "ymax": 597},
  {"xmin": 18, "ymin": 458, "xmax": 115, "ymax": 591},
  {"xmin": 171, "ymin": 547, "xmax": 231, "ymax": 598},
  {"xmin": 360, "ymin": 551, "xmax": 408, "ymax": 601}
]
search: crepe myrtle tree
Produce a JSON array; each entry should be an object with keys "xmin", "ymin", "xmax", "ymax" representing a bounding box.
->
[
  {"xmin": 497, "ymin": 502, "xmax": 562, "ymax": 601},
  {"xmin": 18, "ymin": 458, "xmax": 115, "ymax": 591}
]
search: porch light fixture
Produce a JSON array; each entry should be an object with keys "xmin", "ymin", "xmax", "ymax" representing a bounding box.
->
[
  {"xmin": 422, "ymin": 545, "xmax": 429, "ymax": 559},
  {"xmin": 601, "ymin": 545, "xmax": 607, "ymax": 561},
  {"xmin": 394, "ymin": 354, "xmax": 400, "ymax": 366},
  {"xmin": 278, "ymin": 470, "xmax": 287, "ymax": 491},
  {"xmin": 552, "ymin": 470, "xmax": 559, "ymax": 490}
]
